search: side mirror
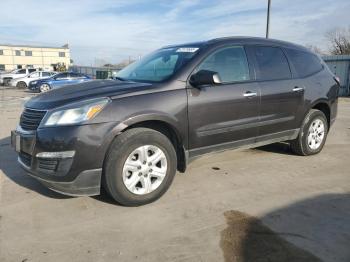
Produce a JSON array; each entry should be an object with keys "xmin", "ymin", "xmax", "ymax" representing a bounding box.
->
[{"xmin": 190, "ymin": 70, "xmax": 222, "ymax": 87}]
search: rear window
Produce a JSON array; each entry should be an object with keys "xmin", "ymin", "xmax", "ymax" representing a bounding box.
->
[
  {"xmin": 254, "ymin": 46, "xmax": 291, "ymax": 81},
  {"xmin": 285, "ymin": 49, "xmax": 323, "ymax": 77}
]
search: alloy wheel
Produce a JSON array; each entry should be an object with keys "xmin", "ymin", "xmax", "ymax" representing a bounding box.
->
[
  {"xmin": 122, "ymin": 145, "xmax": 167, "ymax": 195},
  {"xmin": 307, "ymin": 118, "xmax": 325, "ymax": 150},
  {"xmin": 40, "ymin": 84, "xmax": 50, "ymax": 92}
]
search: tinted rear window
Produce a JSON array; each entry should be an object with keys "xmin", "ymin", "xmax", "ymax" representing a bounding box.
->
[
  {"xmin": 285, "ymin": 49, "xmax": 323, "ymax": 77},
  {"xmin": 254, "ymin": 46, "xmax": 291, "ymax": 81}
]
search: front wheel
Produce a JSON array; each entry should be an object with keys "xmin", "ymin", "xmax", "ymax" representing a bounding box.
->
[
  {"xmin": 39, "ymin": 83, "xmax": 51, "ymax": 92},
  {"xmin": 290, "ymin": 109, "xmax": 328, "ymax": 156},
  {"xmin": 103, "ymin": 128, "xmax": 177, "ymax": 206}
]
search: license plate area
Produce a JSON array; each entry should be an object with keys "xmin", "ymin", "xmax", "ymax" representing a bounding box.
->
[
  {"xmin": 11, "ymin": 130, "xmax": 35, "ymax": 154},
  {"xmin": 11, "ymin": 131, "xmax": 21, "ymax": 152}
]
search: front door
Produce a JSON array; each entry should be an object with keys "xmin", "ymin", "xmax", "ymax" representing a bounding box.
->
[{"xmin": 187, "ymin": 45, "xmax": 260, "ymax": 157}]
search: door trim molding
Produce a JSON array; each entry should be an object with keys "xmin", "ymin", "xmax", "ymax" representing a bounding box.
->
[
  {"xmin": 188, "ymin": 128, "xmax": 299, "ymax": 160},
  {"xmin": 197, "ymin": 116, "xmax": 295, "ymax": 137}
]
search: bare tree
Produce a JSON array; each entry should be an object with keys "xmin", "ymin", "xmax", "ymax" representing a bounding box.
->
[{"xmin": 325, "ymin": 27, "xmax": 350, "ymax": 55}]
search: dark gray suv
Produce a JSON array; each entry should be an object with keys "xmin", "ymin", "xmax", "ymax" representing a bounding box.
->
[{"xmin": 11, "ymin": 37, "xmax": 339, "ymax": 206}]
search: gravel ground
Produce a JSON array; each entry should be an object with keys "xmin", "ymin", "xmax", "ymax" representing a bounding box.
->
[{"xmin": 0, "ymin": 88, "xmax": 349, "ymax": 262}]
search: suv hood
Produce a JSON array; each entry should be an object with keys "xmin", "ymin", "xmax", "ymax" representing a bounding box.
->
[{"xmin": 25, "ymin": 79, "xmax": 153, "ymax": 110}]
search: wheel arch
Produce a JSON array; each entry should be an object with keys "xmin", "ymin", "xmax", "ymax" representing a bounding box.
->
[
  {"xmin": 310, "ymin": 100, "xmax": 331, "ymax": 128},
  {"xmin": 104, "ymin": 114, "xmax": 188, "ymax": 173}
]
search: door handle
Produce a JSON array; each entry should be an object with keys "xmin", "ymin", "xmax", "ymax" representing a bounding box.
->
[
  {"xmin": 243, "ymin": 91, "xmax": 257, "ymax": 98},
  {"xmin": 292, "ymin": 87, "xmax": 304, "ymax": 92}
]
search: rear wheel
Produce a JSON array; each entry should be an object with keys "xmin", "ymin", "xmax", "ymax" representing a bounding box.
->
[
  {"xmin": 290, "ymin": 109, "xmax": 328, "ymax": 156},
  {"xmin": 39, "ymin": 83, "xmax": 51, "ymax": 92},
  {"xmin": 103, "ymin": 128, "xmax": 177, "ymax": 206},
  {"xmin": 16, "ymin": 81, "xmax": 27, "ymax": 89}
]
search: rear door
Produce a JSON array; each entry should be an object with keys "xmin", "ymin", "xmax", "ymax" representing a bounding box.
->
[
  {"xmin": 187, "ymin": 45, "xmax": 260, "ymax": 155},
  {"xmin": 248, "ymin": 45, "xmax": 303, "ymax": 139}
]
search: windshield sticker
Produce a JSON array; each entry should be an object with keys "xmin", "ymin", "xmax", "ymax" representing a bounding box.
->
[{"xmin": 176, "ymin": 47, "xmax": 199, "ymax": 53}]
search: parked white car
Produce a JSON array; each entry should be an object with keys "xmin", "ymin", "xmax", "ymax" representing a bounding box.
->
[
  {"xmin": 0, "ymin": 68, "xmax": 37, "ymax": 85},
  {"xmin": 10, "ymin": 71, "xmax": 57, "ymax": 88}
]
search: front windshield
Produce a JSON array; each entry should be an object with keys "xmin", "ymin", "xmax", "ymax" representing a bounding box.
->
[{"xmin": 116, "ymin": 47, "xmax": 200, "ymax": 82}]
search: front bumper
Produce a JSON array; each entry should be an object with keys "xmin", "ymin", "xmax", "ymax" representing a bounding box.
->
[{"xmin": 11, "ymin": 122, "xmax": 117, "ymax": 196}]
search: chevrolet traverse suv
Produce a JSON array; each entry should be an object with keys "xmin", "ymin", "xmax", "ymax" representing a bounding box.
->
[{"xmin": 11, "ymin": 37, "xmax": 339, "ymax": 206}]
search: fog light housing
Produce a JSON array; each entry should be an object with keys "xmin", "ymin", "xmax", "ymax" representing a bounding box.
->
[{"xmin": 36, "ymin": 151, "xmax": 75, "ymax": 159}]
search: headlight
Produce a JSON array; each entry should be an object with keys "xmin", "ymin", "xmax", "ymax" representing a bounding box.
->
[
  {"xmin": 31, "ymin": 81, "xmax": 38, "ymax": 85},
  {"xmin": 42, "ymin": 98, "xmax": 110, "ymax": 127}
]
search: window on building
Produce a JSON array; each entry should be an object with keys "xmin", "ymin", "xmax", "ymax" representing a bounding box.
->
[
  {"xmin": 254, "ymin": 46, "xmax": 291, "ymax": 81},
  {"xmin": 17, "ymin": 65, "xmax": 22, "ymax": 69},
  {"xmin": 25, "ymin": 51, "xmax": 32, "ymax": 56},
  {"xmin": 0, "ymin": 50, "xmax": 3, "ymax": 55},
  {"xmin": 59, "ymin": 52, "xmax": 65, "ymax": 57},
  {"xmin": 26, "ymin": 65, "xmax": 34, "ymax": 68},
  {"xmin": 0, "ymin": 65, "xmax": 5, "ymax": 70},
  {"xmin": 15, "ymin": 50, "xmax": 21, "ymax": 56}
]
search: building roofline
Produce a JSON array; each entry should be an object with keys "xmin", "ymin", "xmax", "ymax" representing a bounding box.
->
[
  {"xmin": 323, "ymin": 55, "xmax": 350, "ymax": 61},
  {"xmin": 0, "ymin": 43, "xmax": 69, "ymax": 49}
]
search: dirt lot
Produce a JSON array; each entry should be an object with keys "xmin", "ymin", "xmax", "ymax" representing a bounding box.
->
[{"xmin": 0, "ymin": 88, "xmax": 349, "ymax": 262}]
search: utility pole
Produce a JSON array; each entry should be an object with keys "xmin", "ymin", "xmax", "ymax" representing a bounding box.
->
[{"xmin": 266, "ymin": 0, "xmax": 271, "ymax": 38}]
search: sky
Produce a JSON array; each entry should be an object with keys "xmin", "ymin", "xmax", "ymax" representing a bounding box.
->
[{"xmin": 0, "ymin": 0, "xmax": 349, "ymax": 65}]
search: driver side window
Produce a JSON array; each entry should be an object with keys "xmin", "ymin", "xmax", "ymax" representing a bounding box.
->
[{"xmin": 198, "ymin": 46, "xmax": 250, "ymax": 83}]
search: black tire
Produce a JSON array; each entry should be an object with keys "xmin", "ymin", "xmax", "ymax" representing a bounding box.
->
[
  {"xmin": 16, "ymin": 81, "xmax": 27, "ymax": 89},
  {"xmin": 290, "ymin": 109, "xmax": 328, "ymax": 156},
  {"xmin": 103, "ymin": 127, "xmax": 177, "ymax": 206}
]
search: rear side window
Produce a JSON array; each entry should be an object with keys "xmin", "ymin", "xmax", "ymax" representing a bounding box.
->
[
  {"xmin": 30, "ymin": 72, "xmax": 39, "ymax": 78},
  {"xmin": 254, "ymin": 46, "xmax": 291, "ymax": 81},
  {"xmin": 42, "ymin": 72, "xmax": 51, "ymax": 77},
  {"xmin": 17, "ymin": 69, "xmax": 26, "ymax": 74},
  {"xmin": 55, "ymin": 73, "xmax": 68, "ymax": 79},
  {"xmin": 29, "ymin": 69, "xmax": 36, "ymax": 73},
  {"xmin": 285, "ymin": 49, "xmax": 323, "ymax": 77},
  {"xmin": 198, "ymin": 46, "xmax": 250, "ymax": 83},
  {"xmin": 69, "ymin": 73, "xmax": 85, "ymax": 78}
]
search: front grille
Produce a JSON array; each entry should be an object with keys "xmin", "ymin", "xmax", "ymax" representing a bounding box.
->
[
  {"xmin": 19, "ymin": 151, "xmax": 32, "ymax": 167},
  {"xmin": 20, "ymin": 108, "xmax": 47, "ymax": 130},
  {"xmin": 37, "ymin": 158, "xmax": 59, "ymax": 172}
]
